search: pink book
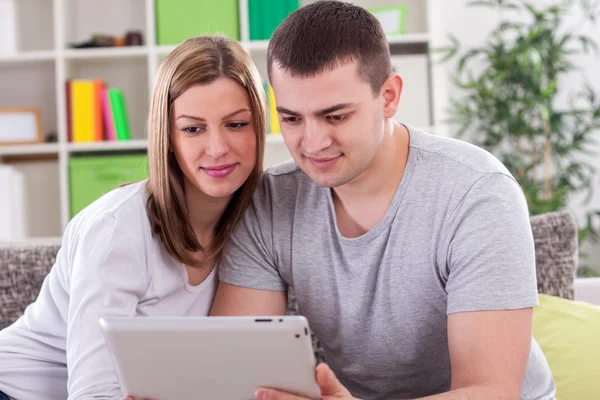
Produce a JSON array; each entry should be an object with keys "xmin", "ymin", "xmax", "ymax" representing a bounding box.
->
[{"xmin": 101, "ymin": 87, "xmax": 117, "ymax": 141}]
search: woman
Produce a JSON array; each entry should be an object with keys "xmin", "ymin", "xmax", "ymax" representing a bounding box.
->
[{"xmin": 0, "ymin": 36, "xmax": 266, "ymax": 400}]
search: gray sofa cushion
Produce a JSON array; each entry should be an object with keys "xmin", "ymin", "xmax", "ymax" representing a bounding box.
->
[
  {"xmin": 0, "ymin": 245, "xmax": 59, "ymax": 330},
  {"xmin": 530, "ymin": 212, "xmax": 578, "ymax": 300}
]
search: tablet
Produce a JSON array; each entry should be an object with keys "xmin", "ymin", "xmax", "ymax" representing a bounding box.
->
[{"xmin": 99, "ymin": 316, "xmax": 321, "ymax": 400}]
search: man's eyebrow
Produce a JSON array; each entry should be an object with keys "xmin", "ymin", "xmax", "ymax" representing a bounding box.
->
[
  {"xmin": 276, "ymin": 103, "xmax": 355, "ymax": 117},
  {"xmin": 175, "ymin": 108, "xmax": 251, "ymax": 122},
  {"xmin": 314, "ymin": 103, "xmax": 355, "ymax": 116},
  {"xmin": 276, "ymin": 107, "xmax": 301, "ymax": 116}
]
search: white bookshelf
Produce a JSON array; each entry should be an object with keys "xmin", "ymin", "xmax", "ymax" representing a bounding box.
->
[{"xmin": 0, "ymin": 0, "xmax": 448, "ymax": 241}]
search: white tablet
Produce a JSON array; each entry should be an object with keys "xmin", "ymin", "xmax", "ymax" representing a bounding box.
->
[{"xmin": 99, "ymin": 316, "xmax": 321, "ymax": 400}]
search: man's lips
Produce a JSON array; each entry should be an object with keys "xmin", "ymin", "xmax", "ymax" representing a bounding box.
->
[{"xmin": 306, "ymin": 155, "xmax": 341, "ymax": 169}]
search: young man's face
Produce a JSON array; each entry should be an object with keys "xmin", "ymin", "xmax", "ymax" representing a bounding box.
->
[{"xmin": 270, "ymin": 61, "xmax": 387, "ymax": 188}]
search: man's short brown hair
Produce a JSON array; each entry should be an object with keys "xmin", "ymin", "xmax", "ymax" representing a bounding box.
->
[{"xmin": 267, "ymin": 0, "xmax": 392, "ymax": 95}]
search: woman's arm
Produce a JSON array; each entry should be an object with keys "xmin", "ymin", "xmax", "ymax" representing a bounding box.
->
[{"xmin": 66, "ymin": 214, "xmax": 148, "ymax": 400}]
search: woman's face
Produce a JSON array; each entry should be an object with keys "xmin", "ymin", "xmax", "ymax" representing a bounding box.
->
[{"xmin": 170, "ymin": 77, "xmax": 257, "ymax": 200}]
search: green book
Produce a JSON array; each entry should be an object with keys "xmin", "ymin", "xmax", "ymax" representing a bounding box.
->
[
  {"xmin": 249, "ymin": 0, "xmax": 263, "ymax": 41},
  {"xmin": 156, "ymin": 0, "xmax": 240, "ymax": 45},
  {"xmin": 249, "ymin": 0, "xmax": 299, "ymax": 40},
  {"xmin": 108, "ymin": 88, "xmax": 131, "ymax": 141}
]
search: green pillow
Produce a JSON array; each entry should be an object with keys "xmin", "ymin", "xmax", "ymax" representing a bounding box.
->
[{"xmin": 533, "ymin": 294, "xmax": 600, "ymax": 399}]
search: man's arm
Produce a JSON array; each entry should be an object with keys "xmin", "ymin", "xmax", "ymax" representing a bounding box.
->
[
  {"xmin": 255, "ymin": 308, "xmax": 531, "ymax": 400},
  {"xmin": 413, "ymin": 308, "xmax": 531, "ymax": 400},
  {"xmin": 210, "ymin": 283, "xmax": 287, "ymax": 316}
]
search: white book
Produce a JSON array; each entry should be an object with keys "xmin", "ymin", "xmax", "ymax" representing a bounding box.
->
[
  {"xmin": 0, "ymin": 0, "xmax": 18, "ymax": 56},
  {"xmin": 0, "ymin": 165, "xmax": 14, "ymax": 241},
  {"xmin": 10, "ymin": 167, "xmax": 25, "ymax": 240}
]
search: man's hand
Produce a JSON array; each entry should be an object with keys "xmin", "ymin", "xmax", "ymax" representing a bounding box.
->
[{"xmin": 255, "ymin": 363, "xmax": 355, "ymax": 400}]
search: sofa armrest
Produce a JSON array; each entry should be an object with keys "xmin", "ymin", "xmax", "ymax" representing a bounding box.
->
[{"xmin": 574, "ymin": 278, "xmax": 600, "ymax": 306}]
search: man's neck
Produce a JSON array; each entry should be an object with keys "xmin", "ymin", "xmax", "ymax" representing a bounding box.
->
[{"xmin": 331, "ymin": 122, "xmax": 410, "ymax": 238}]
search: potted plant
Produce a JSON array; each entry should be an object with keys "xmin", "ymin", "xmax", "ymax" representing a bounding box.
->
[{"xmin": 440, "ymin": 0, "xmax": 600, "ymax": 276}]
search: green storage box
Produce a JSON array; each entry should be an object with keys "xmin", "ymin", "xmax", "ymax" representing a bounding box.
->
[
  {"xmin": 69, "ymin": 154, "xmax": 149, "ymax": 218},
  {"xmin": 155, "ymin": 0, "xmax": 240, "ymax": 45}
]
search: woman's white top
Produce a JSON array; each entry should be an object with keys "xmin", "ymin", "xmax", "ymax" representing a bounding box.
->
[{"xmin": 0, "ymin": 180, "xmax": 218, "ymax": 400}]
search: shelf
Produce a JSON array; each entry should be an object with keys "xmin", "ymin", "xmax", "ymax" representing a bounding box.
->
[
  {"xmin": 64, "ymin": 46, "xmax": 148, "ymax": 60},
  {"xmin": 0, "ymin": 50, "xmax": 55, "ymax": 64},
  {"xmin": 0, "ymin": 143, "xmax": 60, "ymax": 156},
  {"xmin": 266, "ymin": 135, "xmax": 284, "ymax": 143},
  {"xmin": 67, "ymin": 139, "xmax": 148, "ymax": 152},
  {"xmin": 245, "ymin": 33, "xmax": 430, "ymax": 52},
  {"xmin": 387, "ymin": 33, "xmax": 430, "ymax": 45},
  {"xmin": 0, "ymin": 236, "xmax": 62, "ymax": 247},
  {"xmin": 67, "ymin": 136, "xmax": 284, "ymax": 153},
  {"xmin": 156, "ymin": 33, "xmax": 431, "ymax": 56},
  {"xmin": 156, "ymin": 45, "xmax": 177, "ymax": 57}
]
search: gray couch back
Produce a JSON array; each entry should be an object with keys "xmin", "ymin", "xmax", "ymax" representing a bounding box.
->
[{"xmin": 0, "ymin": 211, "xmax": 578, "ymax": 331}]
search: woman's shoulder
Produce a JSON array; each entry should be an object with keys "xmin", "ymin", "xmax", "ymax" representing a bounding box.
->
[{"xmin": 66, "ymin": 180, "xmax": 151, "ymax": 240}]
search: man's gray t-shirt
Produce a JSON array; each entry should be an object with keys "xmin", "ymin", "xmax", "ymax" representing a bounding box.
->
[{"xmin": 219, "ymin": 127, "xmax": 556, "ymax": 399}]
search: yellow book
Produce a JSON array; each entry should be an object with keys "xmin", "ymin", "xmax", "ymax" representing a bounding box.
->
[
  {"xmin": 267, "ymin": 83, "xmax": 280, "ymax": 134},
  {"xmin": 71, "ymin": 80, "xmax": 95, "ymax": 142}
]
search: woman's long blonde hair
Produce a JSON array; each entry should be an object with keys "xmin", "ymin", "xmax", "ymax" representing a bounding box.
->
[{"xmin": 146, "ymin": 36, "xmax": 266, "ymax": 267}]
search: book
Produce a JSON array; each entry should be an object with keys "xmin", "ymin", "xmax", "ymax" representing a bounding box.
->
[
  {"xmin": 0, "ymin": 165, "xmax": 25, "ymax": 241},
  {"xmin": 71, "ymin": 80, "xmax": 95, "ymax": 142},
  {"xmin": 0, "ymin": 0, "xmax": 17, "ymax": 56},
  {"xmin": 267, "ymin": 83, "xmax": 280, "ymax": 134},
  {"xmin": 100, "ymin": 87, "xmax": 117, "ymax": 141},
  {"xmin": 92, "ymin": 80, "xmax": 105, "ymax": 141},
  {"xmin": 249, "ymin": 0, "xmax": 299, "ymax": 40},
  {"xmin": 108, "ymin": 88, "xmax": 132, "ymax": 141},
  {"xmin": 65, "ymin": 80, "xmax": 72, "ymax": 142}
]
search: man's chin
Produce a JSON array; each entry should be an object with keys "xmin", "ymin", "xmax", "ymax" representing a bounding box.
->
[{"xmin": 306, "ymin": 172, "xmax": 347, "ymax": 188}]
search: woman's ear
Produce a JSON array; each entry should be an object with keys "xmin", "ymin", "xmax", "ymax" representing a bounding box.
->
[{"xmin": 381, "ymin": 73, "xmax": 403, "ymax": 119}]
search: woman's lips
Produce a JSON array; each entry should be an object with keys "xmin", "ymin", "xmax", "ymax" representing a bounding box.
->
[{"xmin": 201, "ymin": 163, "xmax": 238, "ymax": 178}]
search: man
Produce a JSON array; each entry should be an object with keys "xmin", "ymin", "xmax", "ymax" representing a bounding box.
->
[{"xmin": 211, "ymin": 1, "xmax": 556, "ymax": 399}]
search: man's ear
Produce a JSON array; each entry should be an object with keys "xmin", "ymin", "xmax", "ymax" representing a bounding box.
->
[{"xmin": 381, "ymin": 73, "xmax": 403, "ymax": 119}]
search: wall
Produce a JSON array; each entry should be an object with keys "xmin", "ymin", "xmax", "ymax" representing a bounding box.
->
[{"xmin": 439, "ymin": 0, "xmax": 600, "ymax": 269}]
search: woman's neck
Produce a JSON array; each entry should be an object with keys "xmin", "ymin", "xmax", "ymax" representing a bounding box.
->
[{"xmin": 184, "ymin": 179, "xmax": 232, "ymax": 246}]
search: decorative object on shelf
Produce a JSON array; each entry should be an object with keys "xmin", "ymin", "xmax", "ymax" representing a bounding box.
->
[
  {"xmin": 249, "ymin": 0, "xmax": 299, "ymax": 41},
  {"xmin": 66, "ymin": 80, "xmax": 131, "ymax": 143},
  {"xmin": 440, "ymin": 0, "xmax": 600, "ymax": 277},
  {"xmin": 0, "ymin": 108, "xmax": 43, "ymax": 145},
  {"xmin": 156, "ymin": 0, "xmax": 240, "ymax": 45},
  {"xmin": 125, "ymin": 31, "xmax": 144, "ymax": 46},
  {"xmin": 367, "ymin": 5, "xmax": 406, "ymax": 36},
  {"xmin": 0, "ymin": 0, "xmax": 18, "ymax": 56},
  {"xmin": 44, "ymin": 131, "xmax": 58, "ymax": 143},
  {"xmin": 69, "ymin": 31, "xmax": 144, "ymax": 49}
]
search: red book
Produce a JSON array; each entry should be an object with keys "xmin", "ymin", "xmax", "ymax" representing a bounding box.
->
[{"xmin": 65, "ymin": 80, "xmax": 72, "ymax": 142}]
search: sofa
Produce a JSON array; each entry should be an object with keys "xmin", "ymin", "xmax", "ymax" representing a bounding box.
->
[{"xmin": 1, "ymin": 211, "xmax": 599, "ymax": 398}]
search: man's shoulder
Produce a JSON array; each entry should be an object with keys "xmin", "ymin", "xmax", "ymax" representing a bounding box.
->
[
  {"xmin": 247, "ymin": 160, "xmax": 318, "ymax": 223},
  {"xmin": 256, "ymin": 159, "xmax": 307, "ymax": 200},
  {"xmin": 264, "ymin": 159, "xmax": 302, "ymax": 177},
  {"xmin": 410, "ymin": 127, "xmax": 511, "ymax": 178}
]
